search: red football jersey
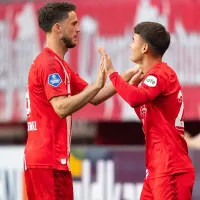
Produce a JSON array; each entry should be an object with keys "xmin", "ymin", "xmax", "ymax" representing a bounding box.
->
[
  {"xmin": 25, "ymin": 48, "xmax": 88, "ymax": 171},
  {"xmin": 135, "ymin": 62, "xmax": 194, "ymax": 178},
  {"xmin": 109, "ymin": 62, "xmax": 194, "ymax": 179}
]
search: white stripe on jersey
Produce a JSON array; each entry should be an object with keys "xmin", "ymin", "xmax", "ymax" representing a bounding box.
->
[
  {"xmin": 55, "ymin": 56, "xmax": 72, "ymax": 170},
  {"xmin": 55, "ymin": 56, "xmax": 71, "ymax": 94}
]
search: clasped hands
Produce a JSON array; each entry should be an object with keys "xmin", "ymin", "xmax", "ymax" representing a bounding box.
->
[{"xmin": 98, "ymin": 46, "xmax": 144, "ymax": 85}]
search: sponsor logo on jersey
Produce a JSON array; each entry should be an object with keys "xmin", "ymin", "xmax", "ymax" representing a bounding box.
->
[
  {"xmin": 144, "ymin": 75, "xmax": 157, "ymax": 87},
  {"xmin": 48, "ymin": 73, "xmax": 62, "ymax": 87}
]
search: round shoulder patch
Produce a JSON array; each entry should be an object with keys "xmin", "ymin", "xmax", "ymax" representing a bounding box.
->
[
  {"xmin": 48, "ymin": 73, "xmax": 62, "ymax": 87},
  {"xmin": 143, "ymin": 75, "xmax": 157, "ymax": 87}
]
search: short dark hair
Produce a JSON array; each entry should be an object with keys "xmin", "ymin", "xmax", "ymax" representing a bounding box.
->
[
  {"xmin": 134, "ymin": 22, "xmax": 170, "ymax": 56},
  {"xmin": 37, "ymin": 2, "xmax": 76, "ymax": 33}
]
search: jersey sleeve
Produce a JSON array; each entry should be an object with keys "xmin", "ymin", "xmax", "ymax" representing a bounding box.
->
[
  {"xmin": 70, "ymin": 71, "xmax": 88, "ymax": 95},
  {"xmin": 40, "ymin": 59, "xmax": 69, "ymax": 100},
  {"xmin": 139, "ymin": 71, "xmax": 169, "ymax": 101},
  {"xmin": 109, "ymin": 72, "xmax": 150, "ymax": 107}
]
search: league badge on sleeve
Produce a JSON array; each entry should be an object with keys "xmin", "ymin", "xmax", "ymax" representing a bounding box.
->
[
  {"xmin": 144, "ymin": 75, "xmax": 157, "ymax": 87},
  {"xmin": 48, "ymin": 73, "xmax": 62, "ymax": 87}
]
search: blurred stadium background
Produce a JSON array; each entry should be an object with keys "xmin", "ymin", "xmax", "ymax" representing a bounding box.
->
[{"xmin": 0, "ymin": 0, "xmax": 200, "ymax": 199}]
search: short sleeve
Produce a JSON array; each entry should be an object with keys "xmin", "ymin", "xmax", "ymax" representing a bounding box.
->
[
  {"xmin": 139, "ymin": 72, "xmax": 168, "ymax": 101},
  {"xmin": 39, "ymin": 59, "xmax": 69, "ymax": 100},
  {"xmin": 70, "ymin": 71, "xmax": 88, "ymax": 95}
]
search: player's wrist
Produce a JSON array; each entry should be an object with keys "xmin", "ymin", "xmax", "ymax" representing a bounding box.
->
[
  {"xmin": 94, "ymin": 81, "xmax": 104, "ymax": 90},
  {"xmin": 107, "ymin": 69, "xmax": 115, "ymax": 76}
]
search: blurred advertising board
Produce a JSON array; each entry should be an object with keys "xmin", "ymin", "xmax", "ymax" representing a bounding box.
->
[
  {"xmin": 0, "ymin": 0, "xmax": 200, "ymax": 122},
  {"xmin": 0, "ymin": 146, "xmax": 199, "ymax": 200}
]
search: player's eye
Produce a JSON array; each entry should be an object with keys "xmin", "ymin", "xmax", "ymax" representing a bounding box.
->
[{"xmin": 72, "ymin": 21, "xmax": 78, "ymax": 26}]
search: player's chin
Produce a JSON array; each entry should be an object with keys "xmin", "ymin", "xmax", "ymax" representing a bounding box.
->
[
  {"xmin": 68, "ymin": 41, "xmax": 77, "ymax": 48},
  {"xmin": 72, "ymin": 40, "xmax": 78, "ymax": 47},
  {"xmin": 73, "ymin": 38, "xmax": 78, "ymax": 44},
  {"xmin": 130, "ymin": 56, "xmax": 136, "ymax": 63},
  {"xmin": 73, "ymin": 40, "xmax": 77, "ymax": 46}
]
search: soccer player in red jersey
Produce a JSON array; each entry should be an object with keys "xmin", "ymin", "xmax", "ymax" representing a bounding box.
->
[
  {"xmin": 24, "ymin": 2, "xmax": 137, "ymax": 200},
  {"xmin": 99, "ymin": 22, "xmax": 195, "ymax": 200}
]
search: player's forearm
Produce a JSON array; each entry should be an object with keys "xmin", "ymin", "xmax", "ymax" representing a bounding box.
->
[
  {"xmin": 89, "ymin": 82, "xmax": 116, "ymax": 105},
  {"xmin": 90, "ymin": 71, "xmax": 135, "ymax": 105},
  {"xmin": 109, "ymin": 72, "xmax": 149, "ymax": 107},
  {"xmin": 56, "ymin": 84, "xmax": 101, "ymax": 118}
]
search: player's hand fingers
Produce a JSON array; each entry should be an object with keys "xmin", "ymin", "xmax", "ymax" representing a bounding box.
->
[
  {"xmin": 100, "ymin": 57, "xmax": 105, "ymax": 70},
  {"xmin": 135, "ymin": 69, "xmax": 143, "ymax": 79},
  {"xmin": 130, "ymin": 69, "xmax": 143, "ymax": 84},
  {"xmin": 98, "ymin": 46, "xmax": 107, "ymax": 57},
  {"xmin": 126, "ymin": 65, "xmax": 141, "ymax": 76},
  {"xmin": 99, "ymin": 56, "xmax": 106, "ymax": 73}
]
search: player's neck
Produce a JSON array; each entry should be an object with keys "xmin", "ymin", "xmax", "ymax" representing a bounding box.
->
[
  {"xmin": 140, "ymin": 57, "xmax": 162, "ymax": 75},
  {"xmin": 46, "ymin": 35, "xmax": 68, "ymax": 59}
]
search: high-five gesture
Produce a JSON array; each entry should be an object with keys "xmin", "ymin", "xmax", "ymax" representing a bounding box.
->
[
  {"xmin": 95, "ymin": 57, "xmax": 107, "ymax": 89},
  {"xmin": 98, "ymin": 47, "xmax": 115, "ymax": 76}
]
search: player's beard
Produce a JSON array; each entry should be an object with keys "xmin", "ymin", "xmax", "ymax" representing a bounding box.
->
[{"xmin": 61, "ymin": 35, "xmax": 76, "ymax": 49}]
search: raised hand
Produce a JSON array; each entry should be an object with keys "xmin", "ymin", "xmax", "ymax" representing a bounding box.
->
[
  {"xmin": 94, "ymin": 57, "xmax": 107, "ymax": 89},
  {"xmin": 98, "ymin": 46, "xmax": 115, "ymax": 76},
  {"xmin": 129, "ymin": 69, "xmax": 145, "ymax": 85},
  {"xmin": 123, "ymin": 64, "xmax": 141, "ymax": 79}
]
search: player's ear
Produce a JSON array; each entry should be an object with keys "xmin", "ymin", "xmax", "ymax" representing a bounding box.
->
[
  {"xmin": 142, "ymin": 43, "xmax": 148, "ymax": 54},
  {"xmin": 53, "ymin": 23, "xmax": 62, "ymax": 34}
]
